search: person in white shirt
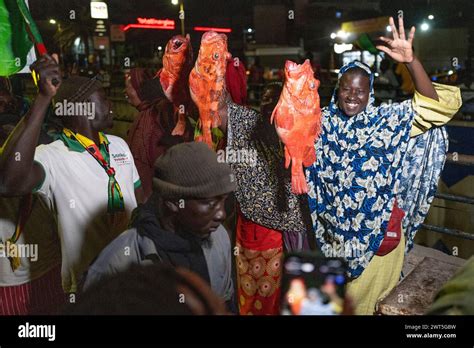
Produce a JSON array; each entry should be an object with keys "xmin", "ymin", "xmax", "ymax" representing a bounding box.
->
[{"xmin": 0, "ymin": 54, "xmax": 144, "ymax": 294}]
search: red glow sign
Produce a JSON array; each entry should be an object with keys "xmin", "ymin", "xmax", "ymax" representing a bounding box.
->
[
  {"xmin": 123, "ymin": 18, "xmax": 175, "ymax": 31},
  {"xmin": 194, "ymin": 26, "xmax": 232, "ymax": 33}
]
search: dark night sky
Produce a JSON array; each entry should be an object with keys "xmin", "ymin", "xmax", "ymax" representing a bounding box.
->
[
  {"xmin": 28, "ymin": 0, "xmax": 474, "ymax": 60},
  {"xmin": 28, "ymin": 0, "xmax": 474, "ymax": 26}
]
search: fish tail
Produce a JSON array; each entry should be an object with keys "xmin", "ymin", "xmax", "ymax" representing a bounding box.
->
[
  {"xmin": 201, "ymin": 128, "xmax": 213, "ymax": 148},
  {"xmin": 197, "ymin": 119, "xmax": 213, "ymax": 148},
  {"xmin": 291, "ymin": 160, "xmax": 308, "ymax": 194}
]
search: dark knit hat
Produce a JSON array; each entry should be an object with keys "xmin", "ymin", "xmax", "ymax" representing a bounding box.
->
[
  {"xmin": 55, "ymin": 76, "xmax": 102, "ymax": 103},
  {"xmin": 153, "ymin": 142, "xmax": 236, "ymax": 199}
]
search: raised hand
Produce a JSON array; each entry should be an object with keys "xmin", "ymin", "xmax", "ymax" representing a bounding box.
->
[
  {"xmin": 30, "ymin": 53, "xmax": 62, "ymax": 98},
  {"xmin": 376, "ymin": 16, "xmax": 415, "ymax": 64}
]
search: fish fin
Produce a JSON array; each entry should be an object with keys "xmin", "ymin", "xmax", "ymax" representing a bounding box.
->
[
  {"xmin": 303, "ymin": 148, "xmax": 316, "ymax": 167},
  {"xmin": 284, "ymin": 146, "xmax": 291, "ymax": 169},
  {"xmin": 198, "ymin": 121, "xmax": 213, "ymax": 149},
  {"xmin": 291, "ymin": 160, "xmax": 308, "ymax": 194},
  {"xmin": 172, "ymin": 110, "xmax": 186, "ymax": 136},
  {"xmin": 270, "ymin": 108, "xmax": 277, "ymax": 124},
  {"xmin": 160, "ymin": 77, "xmax": 171, "ymax": 96},
  {"xmin": 211, "ymin": 111, "xmax": 221, "ymax": 128}
]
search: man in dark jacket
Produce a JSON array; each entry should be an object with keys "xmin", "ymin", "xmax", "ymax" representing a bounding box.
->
[{"xmin": 81, "ymin": 142, "xmax": 236, "ymax": 310}]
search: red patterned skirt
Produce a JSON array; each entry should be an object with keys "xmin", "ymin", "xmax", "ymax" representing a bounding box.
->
[{"xmin": 236, "ymin": 210, "xmax": 284, "ymax": 315}]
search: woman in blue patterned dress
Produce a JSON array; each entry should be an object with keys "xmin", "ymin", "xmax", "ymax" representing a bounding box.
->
[{"xmin": 305, "ymin": 17, "xmax": 462, "ymax": 314}]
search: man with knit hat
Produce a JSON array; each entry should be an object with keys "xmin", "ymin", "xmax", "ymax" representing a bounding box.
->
[
  {"xmin": 0, "ymin": 54, "xmax": 143, "ymax": 294},
  {"xmin": 81, "ymin": 142, "xmax": 236, "ymax": 309}
]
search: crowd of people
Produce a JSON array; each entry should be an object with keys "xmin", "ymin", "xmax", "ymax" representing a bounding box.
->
[{"xmin": 0, "ymin": 17, "xmax": 467, "ymax": 315}]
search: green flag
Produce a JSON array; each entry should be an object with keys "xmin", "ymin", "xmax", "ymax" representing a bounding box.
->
[
  {"xmin": 355, "ymin": 33, "xmax": 378, "ymax": 55},
  {"xmin": 0, "ymin": 0, "xmax": 45, "ymax": 77}
]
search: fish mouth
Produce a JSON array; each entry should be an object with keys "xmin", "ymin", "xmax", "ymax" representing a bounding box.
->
[
  {"xmin": 202, "ymin": 31, "xmax": 227, "ymax": 44},
  {"xmin": 286, "ymin": 61, "xmax": 299, "ymax": 72},
  {"xmin": 285, "ymin": 59, "xmax": 312, "ymax": 74},
  {"xmin": 171, "ymin": 38, "xmax": 186, "ymax": 52},
  {"xmin": 285, "ymin": 60, "xmax": 306, "ymax": 78}
]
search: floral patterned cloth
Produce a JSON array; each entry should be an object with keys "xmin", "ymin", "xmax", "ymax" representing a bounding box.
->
[
  {"xmin": 306, "ymin": 61, "xmax": 418, "ymax": 279},
  {"xmin": 397, "ymin": 126, "xmax": 448, "ymax": 252}
]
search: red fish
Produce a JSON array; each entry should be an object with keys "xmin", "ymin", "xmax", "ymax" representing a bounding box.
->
[
  {"xmin": 159, "ymin": 34, "xmax": 193, "ymax": 136},
  {"xmin": 271, "ymin": 59, "xmax": 322, "ymax": 194},
  {"xmin": 189, "ymin": 31, "xmax": 231, "ymax": 148}
]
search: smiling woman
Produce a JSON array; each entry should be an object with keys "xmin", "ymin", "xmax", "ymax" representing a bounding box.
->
[
  {"xmin": 337, "ymin": 67, "xmax": 370, "ymax": 116},
  {"xmin": 304, "ymin": 16, "xmax": 462, "ymax": 315}
]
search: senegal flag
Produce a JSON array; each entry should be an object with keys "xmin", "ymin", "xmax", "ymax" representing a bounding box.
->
[{"xmin": 0, "ymin": 0, "xmax": 45, "ymax": 76}]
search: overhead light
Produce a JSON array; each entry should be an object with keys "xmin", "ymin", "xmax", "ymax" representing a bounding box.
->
[
  {"xmin": 420, "ymin": 22, "xmax": 430, "ymax": 31},
  {"xmin": 247, "ymin": 28, "xmax": 253, "ymax": 33},
  {"xmin": 448, "ymin": 70, "xmax": 454, "ymax": 75},
  {"xmin": 158, "ymin": 46, "xmax": 163, "ymax": 51},
  {"xmin": 49, "ymin": 19, "xmax": 57, "ymax": 25},
  {"xmin": 301, "ymin": 263, "xmax": 315, "ymax": 273},
  {"xmin": 334, "ymin": 43, "xmax": 353, "ymax": 54},
  {"xmin": 171, "ymin": 0, "xmax": 179, "ymax": 5},
  {"xmin": 386, "ymin": 25, "xmax": 392, "ymax": 32},
  {"xmin": 428, "ymin": 14, "xmax": 434, "ymax": 20},
  {"xmin": 330, "ymin": 32, "xmax": 337, "ymax": 39},
  {"xmin": 336, "ymin": 30, "xmax": 350, "ymax": 40}
]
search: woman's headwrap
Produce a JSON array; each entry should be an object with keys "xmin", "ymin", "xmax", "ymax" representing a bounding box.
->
[
  {"xmin": 329, "ymin": 61, "xmax": 375, "ymax": 119},
  {"xmin": 306, "ymin": 60, "xmax": 418, "ymax": 278},
  {"xmin": 129, "ymin": 68, "xmax": 163, "ymax": 103}
]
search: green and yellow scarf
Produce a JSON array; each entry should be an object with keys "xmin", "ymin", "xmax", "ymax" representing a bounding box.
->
[{"xmin": 59, "ymin": 128, "xmax": 125, "ymax": 213}]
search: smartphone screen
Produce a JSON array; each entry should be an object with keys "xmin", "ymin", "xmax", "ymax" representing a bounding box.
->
[{"xmin": 280, "ymin": 253, "xmax": 347, "ymax": 315}]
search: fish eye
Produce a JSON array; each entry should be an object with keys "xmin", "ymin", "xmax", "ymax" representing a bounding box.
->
[
  {"xmin": 309, "ymin": 81, "xmax": 315, "ymax": 89},
  {"xmin": 213, "ymin": 52, "xmax": 219, "ymax": 59}
]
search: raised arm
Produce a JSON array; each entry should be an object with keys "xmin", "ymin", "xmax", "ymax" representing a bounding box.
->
[
  {"xmin": 0, "ymin": 54, "xmax": 61, "ymax": 196},
  {"xmin": 377, "ymin": 16, "xmax": 438, "ymax": 101}
]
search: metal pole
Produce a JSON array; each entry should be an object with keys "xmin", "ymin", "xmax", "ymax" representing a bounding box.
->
[
  {"xmin": 435, "ymin": 192, "xmax": 474, "ymax": 205},
  {"xmin": 421, "ymin": 224, "xmax": 474, "ymax": 240},
  {"xmin": 180, "ymin": 2, "xmax": 185, "ymax": 36},
  {"xmin": 446, "ymin": 153, "xmax": 474, "ymax": 167}
]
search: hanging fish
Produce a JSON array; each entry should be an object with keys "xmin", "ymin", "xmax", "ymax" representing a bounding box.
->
[
  {"xmin": 271, "ymin": 59, "xmax": 322, "ymax": 194},
  {"xmin": 189, "ymin": 31, "xmax": 231, "ymax": 148},
  {"xmin": 159, "ymin": 34, "xmax": 194, "ymax": 136}
]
